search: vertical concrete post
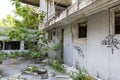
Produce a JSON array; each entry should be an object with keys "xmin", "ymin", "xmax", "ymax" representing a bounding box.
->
[
  {"xmin": 20, "ymin": 41, "xmax": 24, "ymax": 51},
  {"xmin": 3, "ymin": 42, "xmax": 5, "ymax": 50}
]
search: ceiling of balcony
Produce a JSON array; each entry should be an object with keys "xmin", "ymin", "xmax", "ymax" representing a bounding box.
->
[
  {"xmin": 20, "ymin": 0, "xmax": 39, "ymax": 6},
  {"xmin": 20, "ymin": 0, "xmax": 71, "ymax": 7},
  {"xmin": 54, "ymin": 0, "xmax": 71, "ymax": 6}
]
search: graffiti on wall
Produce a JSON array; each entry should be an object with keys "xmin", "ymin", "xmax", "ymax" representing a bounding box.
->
[
  {"xmin": 74, "ymin": 45, "xmax": 84, "ymax": 58},
  {"xmin": 101, "ymin": 35, "xmax": 120, "ymax": 54}
]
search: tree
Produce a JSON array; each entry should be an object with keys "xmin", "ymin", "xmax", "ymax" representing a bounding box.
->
[
  {"xmin": 0, "ymin": 0, "xmax": 48, "ymax": 59},
  {"xmin": 0, "ymin": 15, "xmax": 16, "ymax": 27}
]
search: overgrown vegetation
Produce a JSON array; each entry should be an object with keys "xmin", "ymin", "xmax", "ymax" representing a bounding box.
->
[
  {"xmin": 0, "ymin": 52, "xmax": 8, "ymax": 64},
  {"xmin": 47, "ymin": 43, "xmax": 66, "ymax": 73},
  {"xmin": 0, "ymin": 0, "xmax": 48, "ymax": 60},
  {"xmin": 70, "ymin": 68, "xmax": 96, "ymax": 80},
  {"xmin": 7, "ymin": 51, "xmax": 30, "ymax": 58},
  {"xmin": 53, "ymin": 43, "xmax": 61, "ymax": 54},
  {"xmin": 48, "ymin": 58, "xmax": 66, "ymax": 73},
  {"xmin": 27, "ymin": 66, "xmax": 39, "ymax": 73}
]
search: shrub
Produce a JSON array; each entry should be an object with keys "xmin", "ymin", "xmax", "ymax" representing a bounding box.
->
[
  {"xmin": 48, "ymin": 58, "xmax": 66, "ymax": 73},
  {"xmin": 30, "ymin": 51, "xmax": 43, "ymax": 59},
  {"xmin": 70, "ymin": 68, "xmax": 95, "ymax": 80},
  {"xmin": 27, "ymin": 66, "xmax": 38, "ymax": 73},
  {"xmin": 0, "ymin": 51, "xmax": 8, "ymax": 63}
]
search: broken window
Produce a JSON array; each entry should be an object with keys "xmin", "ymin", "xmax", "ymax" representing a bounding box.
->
[
  {"xmin": 53, "ymin": 31, "xmax": 56, "ymax": 36},
  {"xmin": 48, "ymin": 31, "xmax": 52, "ymax": 41},
  {"xmin": 78, "ymin": 22, "xmax": 87, "ymax": 38},
  {"xmin": 0, "ymin": 41, "xmax": 3, "ymax": 50},
  {"xmin": 115, "ymin": 10, "xmax": 120, "ymax": 34},
  {"xmin": 5, "ymin": 41, "xmax": 20, "ymax": 50}
]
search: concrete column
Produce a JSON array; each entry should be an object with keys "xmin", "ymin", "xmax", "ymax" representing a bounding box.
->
[
  {"xmin": 3, "ymin": 42, "xmax": 5, "ymax": 50},
  {"xmin": 20, "ymin": 41, "xmax": 24, "ymax": 51}
]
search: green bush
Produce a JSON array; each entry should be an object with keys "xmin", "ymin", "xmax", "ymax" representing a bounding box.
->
[
  {"xmin": 48, "ymin": 58, "xmax": 66, "ymax": 73},
  {"xmin": 7, "ymin": 52, "xmax": 19, "ymax": 58},
  {"xmin": 30, "ymin": 51, "xmax": 43, "ymax": 59},
  {"xmin": 6, "ymin": 51, "xmax": 30, "ymax": 59},
  {"xmin": 70, "ymin": 68, "xmax": 95, "ymax": 80},
  {"xmin": 27, "ymin": 66, "xmax": 38, "ymax": 73},
  {"xmin": 53, "ymin": 43, "xmax": 61, "ymax": 53},
  {"xmin": 0, "ymin": 51, "xmax": 8, "ymax": 63}
]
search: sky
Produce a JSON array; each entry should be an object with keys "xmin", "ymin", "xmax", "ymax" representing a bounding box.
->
[{"xmin": 0, "ymin": 0, "xmax": 15, "ymax": 20}]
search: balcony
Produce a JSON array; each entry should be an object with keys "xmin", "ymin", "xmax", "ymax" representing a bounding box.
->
[{"xmin": 41, "ymin": 0, "xmax": 118, "ymax": 29}]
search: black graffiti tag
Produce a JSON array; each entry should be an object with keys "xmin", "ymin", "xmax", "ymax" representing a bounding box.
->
[
  {"xmin": 101, "ymin": 35, "xmax": 120, "ymax": 54},
  {"xmin": 74, "ymin": 45, "xmax": 84, "ymax": 58}
]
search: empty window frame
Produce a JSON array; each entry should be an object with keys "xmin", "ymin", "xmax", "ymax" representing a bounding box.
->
[
  {"xmin": 115, "ymin": 10, "xmax": 120, "ymax": 34},
  {"xmin": 48, "ymin": 31, "xmax": 52, "ymax": 41},
  {"xmin": 5, "ymin": 41, "xmax": 20, "ymax": 50},
  {"xmin": 78, "ymin": 22, "xmax": 87, "ymax": 38},
  {"xmin": 0, "ymin": 41, "xmax": 3, "ymax": 50}
]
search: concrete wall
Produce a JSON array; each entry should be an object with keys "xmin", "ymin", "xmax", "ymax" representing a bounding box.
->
[
  {"xmin": 86, "ymin": 10, "xmax": 110, "ymax": 80},
  {"xmin": 47, "ymin": 29, "xmax": 59, "ymax": 59},
  {"xmin": 67, "ymin": 10, "xmax": 120, "ymax": 80},
  {"xmin": 63, "ymin": 25, "xmax": 73, "ymax": 66},
  {"xmin": 72, "ymin": 10, "xmax": 120, "ymax": 80},
  {"xmin": 40, "ymin": 0, "xmax": 47, "ymax": 12},
  {"xmin": 46, "ymin": 6, "xmax": 120, "ymax": 80},
  {"xmin": 47, "ymin": 25, "xmax": 74, "ymax": 66}
]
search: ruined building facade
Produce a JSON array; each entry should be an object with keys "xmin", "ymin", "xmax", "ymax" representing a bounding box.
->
[
  {"xmin": 22, "ymin": 0, "xmax": 120, "ymax": 80},
  {"xmin": 40, "ymin": 0, "xmax": 120, "ymax": 80}
]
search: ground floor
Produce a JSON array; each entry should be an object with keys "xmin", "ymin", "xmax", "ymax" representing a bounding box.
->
[
  {"xmin": 45, "ymin": 5, "xmax": 120, "ymax": 80},
  {"xmin": 0, "ymin": 40, "xmax": 38, "ymax": 53},
  {"xmin": 0, "ymin": 57, "xmax": 72, "ymax": 80}
]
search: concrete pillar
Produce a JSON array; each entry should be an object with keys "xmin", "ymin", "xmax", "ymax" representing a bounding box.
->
[
  {"xmin": 20, "ymin": 41, "xmax": 24, "ymax": 51},
  {"xmin": 3, "ymin": 42, "xmax": 5, "ymax": 50},
  {"xmin": 40, "ymin": 0, "xmax": 47, "ymax": 12}
]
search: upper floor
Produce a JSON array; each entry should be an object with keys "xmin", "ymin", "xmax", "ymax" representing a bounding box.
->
[
  {"xmin": 39, "ymin": 0, "xmax": 104, "ymax": 29},
  {"xmin": 20, "ymin": 0, "xmax": 120, "ymax": 30}
]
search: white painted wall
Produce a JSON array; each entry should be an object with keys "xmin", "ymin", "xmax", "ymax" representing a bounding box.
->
[
  {"xmin": 40, "ymin": 0, "xmax": 47, "ymax": 12},
  {"xmin": 63, "ymin": 25, "xmax": 73, "ymax": 66},
  {"xmin": 47, "ymin": 0, "xmax": 55, "ymax": 18},
  {"xmin": 68, "ymin": 10, "xmax": 120, "ymax": 80},
  {"xmin": 86, "ymin": 10, "xmax": 110, "ymax": 80},
  {"xmin": 45, "ymin": 3, "xmax": 120, "ymax": 80},
  {"xmin": 109, "ymin": 33, "xmax": 120, "ymax": 79}
]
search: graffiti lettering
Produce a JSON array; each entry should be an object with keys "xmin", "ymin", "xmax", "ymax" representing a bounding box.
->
[
  {"xmin": 101, "ymin": 35, "xmax": 120, "ymax": 54},
  {"xmin": 74, "ymin": 45, "xmax": 84, "ymax": 58}
]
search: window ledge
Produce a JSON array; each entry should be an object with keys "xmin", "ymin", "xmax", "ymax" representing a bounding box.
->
[{"xmin": 73, "ymin": 38, "xmax": 87, "ymax": 45}]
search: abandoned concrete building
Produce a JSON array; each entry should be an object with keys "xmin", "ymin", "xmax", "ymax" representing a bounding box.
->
[
  {"xmin": 11, "ymin": 0, "xmax": 120, "ymax": 80},
  {"xmin": 0, "ymin": 27, "xmax": 27, "ymax": 53},
  {"xmin": 0, "ymin": 27, "xmax": 38, "ymax": 53},
  {"xmin": 39, "ymin": 0, "xmax": 120, "ymax": 80}
]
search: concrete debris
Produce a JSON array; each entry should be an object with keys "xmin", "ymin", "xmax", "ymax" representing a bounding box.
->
[{"xmin": 0, "ymin": 58, "xmax": 72, "ymax": 80}]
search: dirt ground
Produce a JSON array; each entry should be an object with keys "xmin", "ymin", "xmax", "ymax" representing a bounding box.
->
[{"xmin": 0, "ymin": 57, "xmax": 71, "ymax": 80}]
